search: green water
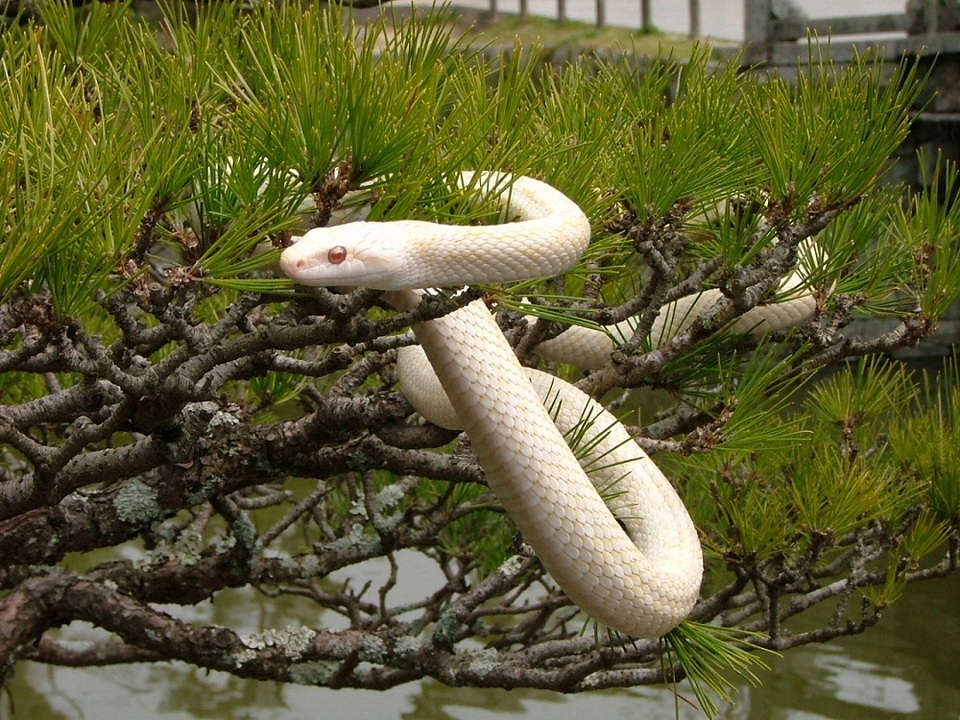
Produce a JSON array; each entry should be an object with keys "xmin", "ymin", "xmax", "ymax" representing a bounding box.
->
[{"xmin": 7, "ymin": 570, "xmax": 958, "ymax": 719}]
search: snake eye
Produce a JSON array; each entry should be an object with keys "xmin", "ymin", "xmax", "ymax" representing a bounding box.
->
[{"xmin": 327, "ymin": 246, "xmax": 347, "ymax": 265}]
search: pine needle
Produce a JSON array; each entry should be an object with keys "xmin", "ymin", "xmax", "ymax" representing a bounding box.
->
[{"xmin": 664, "ymin": 621, "xmax": 776, "ymax": 719}]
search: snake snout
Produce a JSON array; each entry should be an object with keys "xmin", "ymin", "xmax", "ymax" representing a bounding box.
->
[{"xmin": 278, "ymin": 249, "xmax": 309, "ymax": 279}]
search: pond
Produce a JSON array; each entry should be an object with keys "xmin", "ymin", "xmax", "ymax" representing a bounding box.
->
[{"xmin": 7, "ymin": 569, "xmax": 958, "ymax": 719}]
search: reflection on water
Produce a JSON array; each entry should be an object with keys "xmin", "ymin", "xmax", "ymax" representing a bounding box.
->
[
  {"xmin": 7, "ymin": 572, "xmax": 958, "ymax": 719},
  {"xmin": 819, "ymin": 647, "xmax": 920, "ymax": 714},
  {"xmin": 733, "ymin": 570, "xmax": 960, "ymax": 720}
]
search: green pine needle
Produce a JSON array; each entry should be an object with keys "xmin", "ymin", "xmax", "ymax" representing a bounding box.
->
[{"xmin": 664, "ymin": 621, "xmax": 775, "ymax": 719}]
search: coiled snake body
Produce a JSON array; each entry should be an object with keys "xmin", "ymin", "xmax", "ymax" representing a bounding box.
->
[{"xmin": 281, "ymin": 172, "xmax": 813, "ymax": 637}]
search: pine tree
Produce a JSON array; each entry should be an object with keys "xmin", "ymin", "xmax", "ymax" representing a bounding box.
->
[{"xmin": 0, "ymin": 3, "xmax": 958, "ymax": 716}]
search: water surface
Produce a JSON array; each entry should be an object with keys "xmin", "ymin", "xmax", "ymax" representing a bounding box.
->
[{"xmin": 8, "ymin": 571, "xmax": 958, "ymax": 719}]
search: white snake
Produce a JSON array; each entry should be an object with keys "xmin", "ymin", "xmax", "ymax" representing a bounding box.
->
[{"xmin": 280, "ymin": 172, "xmax": 817, "ymax": 638}]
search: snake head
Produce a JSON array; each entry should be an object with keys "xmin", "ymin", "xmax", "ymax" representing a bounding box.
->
[{"xmin": 279, "ymin": 223, "xmax": 403, "ymax": 289}]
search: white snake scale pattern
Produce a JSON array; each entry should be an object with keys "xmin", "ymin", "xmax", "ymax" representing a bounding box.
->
[{"xmin": 280, "ymin": 172, "xmax": 817, "ymax": 637}]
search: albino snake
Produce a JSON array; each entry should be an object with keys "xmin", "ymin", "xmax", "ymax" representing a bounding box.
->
[{"xmin": 280, "ymin": 172, "xmax": 817, "ymax": 638}]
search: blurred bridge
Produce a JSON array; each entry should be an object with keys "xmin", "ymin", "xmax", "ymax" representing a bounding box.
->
[
  {"xmin": 404, "ymin": 0, "xmax": 960, "ymax": 357},
  {"xmin": 409, "ymin": 1, "xmax": 959, "ymax": 182}
]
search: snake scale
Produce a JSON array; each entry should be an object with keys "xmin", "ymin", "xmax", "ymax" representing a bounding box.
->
[{"xmin": 280, "ymin": 171, "xmax": 816, "ymax": 637}]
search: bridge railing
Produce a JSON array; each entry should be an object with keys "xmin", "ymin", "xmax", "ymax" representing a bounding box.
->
[
  {"xmin": 482, "ymin": 1, "xmax": 952, "ymax": 43},
  {"xmin": 484, "ymin": 1, "xmax": 691, "ymax": 34}
]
